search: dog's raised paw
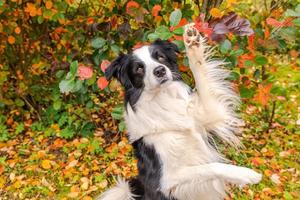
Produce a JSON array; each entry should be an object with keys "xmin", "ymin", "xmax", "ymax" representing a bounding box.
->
[{"xmin": 184, "ymin": 24, "xmax": 202, "ymax": 48}]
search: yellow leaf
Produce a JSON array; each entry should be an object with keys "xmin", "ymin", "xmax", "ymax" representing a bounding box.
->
[
  {"xmin": 227, "ymin": 0, "xmax": 237, "ymax": 7},
  {"xmin": 82, "ymin": 196, "xmax": 93, "ymax": 200},
  {"xmin": 210, "ymin": 8, "xmax": 223, "ymax": 18},
  {"xmin": 41, "ymin": 159, "xmax": 52, "ymax": 169},
  {"xmin": 66, "ymin": 160, "xmax": 78, "ymax": 169},
  {"xmin": 68, "ymin": 192, "xmax": 79, "ymax": 198},
  {"xmin": 8, "ymin": 36, "xmax": 15, "ymax": 44}
]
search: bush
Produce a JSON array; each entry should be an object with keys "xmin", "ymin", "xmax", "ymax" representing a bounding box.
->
[{"xmin": 0, "ymin": 0, "xmax": 299, "ymax": 141}]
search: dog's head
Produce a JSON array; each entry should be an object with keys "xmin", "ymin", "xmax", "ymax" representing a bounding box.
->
[{"xmin": 105, "ymin": 39, "xmax": 181, "ymax": 93}]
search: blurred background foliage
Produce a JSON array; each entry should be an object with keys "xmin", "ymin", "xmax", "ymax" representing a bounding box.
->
[{"xmin": 0, "ymin": 0, "xmax": 299, "ymax": 199}]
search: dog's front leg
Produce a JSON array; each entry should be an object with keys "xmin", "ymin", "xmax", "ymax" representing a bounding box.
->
[
  {"xmin": 162, "ymin": 163, "xmax": 262, "ymax": 194},
  {"xmin": 184, "ymin": 24, "xmax": 243, "ymax": 146}
]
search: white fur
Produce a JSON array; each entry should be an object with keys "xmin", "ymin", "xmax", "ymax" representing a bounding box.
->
[
  {"xmin": 122, "ymin": 24, "xmax": 262, "ymax": 200},
  {"xmin": 97, "ymin": 178, "xmax": 135, "ymax": 200}
]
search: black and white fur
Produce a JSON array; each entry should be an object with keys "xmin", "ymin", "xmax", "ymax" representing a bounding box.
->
[{"xmin": 98, "ymin": 24, "xmax": 262, "ymax": 200}]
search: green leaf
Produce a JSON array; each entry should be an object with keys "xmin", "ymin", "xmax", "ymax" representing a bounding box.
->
[
  {"xmin": 292, "ymin": 18, "xmax": 300, "ymax": 26},
  {"xmin": 156, "ymin": 26, "xmax": 169, "ymax": 33},
  {"xmin": 15, "ymin": 123, "xmax": 24, "ymax": 134},
  {"xmin": 220, "ymin": 40, "xmax": 232, "ymax": 54},
  {"xmin": 284, "ymin": 191, "xmax": 293, "ymax": 200},
  {"xmin": 172, "ymin": 27, "xmax": 184, "ymax": 35},
  {"xmin": 244, "ymin": 60, "xmax": 253, "ymax": 67},
  {"xmin": 111, "ymin": 105, "xmax": 124, "ymax": 120},
  {"xmin": 255, "ymin": 55, "xmax": 268, "ymax": 65},
  {"xmin": 284, "ymin": 9, "xmax": 300, "ymax": 17},
  {"xmin": 170, "ymin": 9, "xmax": 182, "ymax": 26},
  {"xmin": 53, "ymin": 100, "xmax": 61, "ymax": 110},
  {"xmin": 55, "ymin": 70, "xmax": 65, "ymax": 79},
  {"xmin": 15, "ymin": 98, "xmax": 25, "ymax": 107},
  {"xmin": 230, "ymin": 49, "xmax": 244, "ymax": 56},
  {"xmin": 59, "ymin": 79, "xmax": 75, "ymax": 94},
  {"xmin": 80, "ymin": 122, "xmax": 95, "ymax": 137},
  {"xmin": 159, "ymin": 32, "xmax": 173, "ymax": 40},
  {"xmin": 37, "ymin": 16, "xmax": 44, "ymax": 24},
  {"xmin": 118, "ymin": 121, "xmax": 126, "ymax": 132},
  {"xmin": 148, "ymin": 33, "xmax": 159, "ymax": 41},
  {"xmin": 91, "ymin": 37, "xmax": 106, "ymax": 49},
  {"xmin": 110, "ymin": 44, "xmax": 120, "ymax": 54},
  {"xmin": 227, "ymin": 72, "xmax": 240, "ymax": 81},
  {"xmin": 60, "ymin": 128, "xmax": 75, "ymax": 139},
  {"xmin": 69, "ymin": 61, "xmax": 78, "ymax": 77},
  {"xmin": 239, "ymin": 87, "xmax": 254, "ymax": 98},
  {"xmin": 72, "ymin": 79, "xmax": 83, "ymax": 92},
  {"xmin": 172, "ymin": 40, "xmax": 185, "ymax": 51}
]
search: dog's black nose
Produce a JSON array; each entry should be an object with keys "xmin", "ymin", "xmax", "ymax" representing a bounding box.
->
[{"xmin": 153, "ymin": 66, "xmax": 166, "ymax": 78}]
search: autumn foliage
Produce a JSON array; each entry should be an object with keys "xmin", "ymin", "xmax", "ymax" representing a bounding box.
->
[{"xmin": 0, "ymin": 0, "xmax": 299, "ymax": 199}]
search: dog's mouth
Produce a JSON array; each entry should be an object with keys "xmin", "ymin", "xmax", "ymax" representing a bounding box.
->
[{"xmin": 159, "ymin": 78, "xmax": 169, "ymax": 84}]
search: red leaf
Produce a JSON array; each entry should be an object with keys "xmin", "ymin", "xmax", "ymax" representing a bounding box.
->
[
  {"xmin": 194, "ymin": 19, "xmax": 213, "ymax": 38},
  {"xmin": 170, "ymin": 18, "xmax": 188, "ymax": 31},
  {"xmin": 266, "ymin": 17, "xmax": 293, "ymax": 28},
  {"xmin": 100, "ymin": 60, "xmax": 111, "ymax": 73},
  {"xmin": 266, "ymin": 18, "xmax": 283, "ymax": 27},
  {"xmin": 151, "ymin": 5, "xmax": 161, "ymax": 17},
  {"xmin": 97, "ymin": 77, "xmax": 109, "ymax": 90},
  {"xmin": 126, "ymin": 1, "xmax": 140, "ymax": 15},
  {"xmin": 77, "ymin": 65, "xmax": 93, "ymax": 80}
]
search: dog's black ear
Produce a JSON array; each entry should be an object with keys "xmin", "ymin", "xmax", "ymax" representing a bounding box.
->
[
  {"xmin": 152, "ymin": 39, "xmax": 179, "ymax": 53},
  {"xmin": 105, "ymin": 53, "xmax": 128, "ymax": 81}
]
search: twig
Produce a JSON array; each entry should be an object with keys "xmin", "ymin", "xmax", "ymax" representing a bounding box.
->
[
  {"xmin": 267, "ymin": 101, "xmax": 276, "ymax": 133},
  {"xmin": 21, "ymin": 96, "xmax": 42, "ymax": 121},
  {"xmin": 201, "ymin": 0, "xmax": 208, "ymax": 14}
]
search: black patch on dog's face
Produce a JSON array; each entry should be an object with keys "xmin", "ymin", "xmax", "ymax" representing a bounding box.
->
[
  {"xmin": 150, "ymin": 39, "xmax": 181, "ymax": 81},
  {"xmin": 105, "ymin": 39, "xmax": 181, "ymax": 110}
]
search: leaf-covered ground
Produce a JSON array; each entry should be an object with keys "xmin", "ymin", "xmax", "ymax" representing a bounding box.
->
[{"xmin": 0, "ymin": 59, "xmax": 299, "ymax": 200}]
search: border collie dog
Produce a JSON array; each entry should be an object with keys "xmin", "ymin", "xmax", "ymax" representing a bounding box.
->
[{"xmin": 99, "ymin": 24, "xmax": 262, "ymax": 200}]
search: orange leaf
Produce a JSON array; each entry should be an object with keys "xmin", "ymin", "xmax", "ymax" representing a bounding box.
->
[
  {"xmin": 15, "ymin": 27, "xmax": 21, "ymax": 34},
  {"xmin": 152, "ymin": 5, "xmax": 161, "ymax": 17},
  {"xmin": 126, "ymin": 1, "xmax": 140, "ymax": 15},
  {"xmin": 8, "ymin": 36, "xmax": 15, "ymax": 44},
  {"xmin": 97, "ymin": 77, "xmax": 109, "ymax": 90},
  {"xmin": 247, "ymin": 34, "xmax": 255, "ymax": 51},
  {"xmin": 251, "ymin": 157, "xmax": 265, "ymax": 166},
  {"xmin": 264, "ymin": 27, "xmax": 270, "ymax": 39},
  {"xmin": 100, "ymin": 60, "xmax": 111, "ymax": 72},
  {"xmin": 210, "ymin": 8, "xmax": 223, "ymax": 18},
  {"xmin": 45, "ymin": 1, "xmax": 53, "ymax": 9},
  {"xmin": 41, "ymin": 159, "xmax": 52, "ymax": 169},
  {"xmin": 179, "ymin": 65, "xmax": 189, "ymax": 72},
  {"xmin": 254, "ymin": 83, "xmax": 272, "ymax": 106}
]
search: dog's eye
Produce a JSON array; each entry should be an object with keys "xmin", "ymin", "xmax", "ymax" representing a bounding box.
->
[
  {"xmin": 158, "ymin": 55, "xmax": 165, "ymax": 62},
  {"xmin": 136, "ymin": 67, "xmax": 144, "ymax": 74},
  {"xmin": 135, "ymin": 64, "xmax": 144, "ymax": 75}
]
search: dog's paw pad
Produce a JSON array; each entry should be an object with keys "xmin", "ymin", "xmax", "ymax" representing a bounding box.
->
[{"xmin": 184, "ymin": 25, "xmax": 201, "ymax": 48}]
